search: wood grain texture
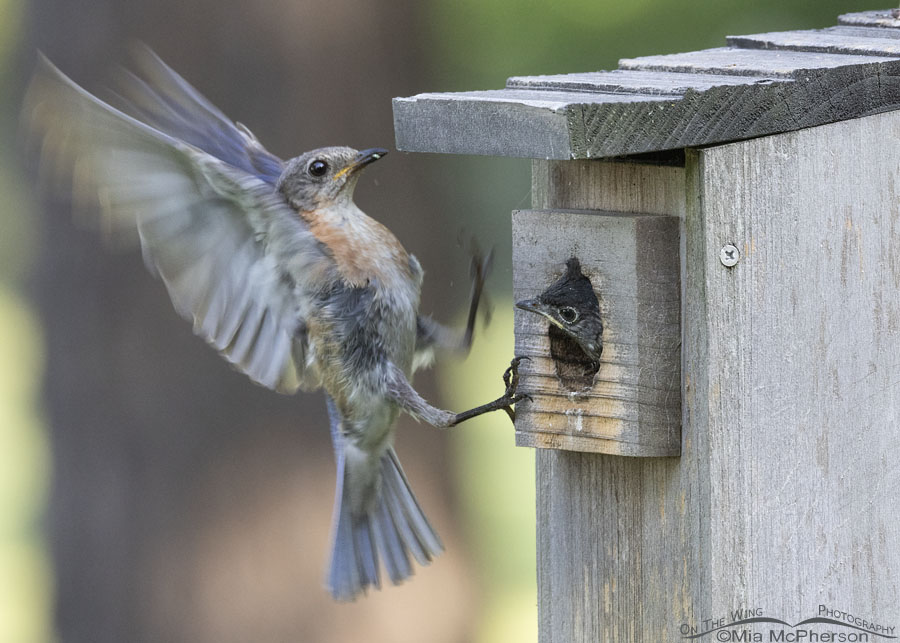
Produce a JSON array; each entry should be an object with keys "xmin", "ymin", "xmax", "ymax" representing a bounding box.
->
[
  {"xmin": 572, "ymin": 59, "xmax": 900, "ymax": 158},
  {"xmin": 531, "ymin": 159, "xmax": 687, "ymax": 216},
  {"xmin": 395, "ymin": 59, "xmax": 900, "ymax": 159},
  {"xmin": 507, "ymin": 70, "xmax": 762, "ymax": 96},
  {"xmin": 839, "ymin": 9, "xmax": 900, "ymax": 29},
  {"xmin": 391, "ymin": 90, "xmax": 667, "ymax": 159},
  {"xmin": 535, "ymin": 109, "xmax": 900, "ymax": 642},
  {"xmin": 616, "ymin": 46, "xmax": 897, "ymax": 76},
  {"xmin": 829, "ymin": 25, "xmax": 900, "ymax": 40},
  {"xmin": 533, "ymin": 161, "xmax": 699, "ymax": 642},
  {"xmin": 685, "ymin": 107, "xmax": 900, "ymax": 630},
  {"xmin": 726, "ymin": 29, "xmax": 900, "ymax": 56},
  {"xmin": 512, "ymin": 209, "xmax": 681, "ymax": 456},
  {"xmin": 393, "ymin": 14, "xmax": 900, "ymax": 159}
]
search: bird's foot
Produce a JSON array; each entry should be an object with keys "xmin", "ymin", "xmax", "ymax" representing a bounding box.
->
[
  {"xmin": 452, "ymin": 356, "xmax": 531, "ymax": 426},
  {"xmin": 498, "ymin": 356, "xmax": 532, "ymax": 422}
]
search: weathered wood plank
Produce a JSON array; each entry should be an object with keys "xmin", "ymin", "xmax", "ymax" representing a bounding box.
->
[
  {"xmin": 396, "ymin": 59, "xmax": 900, "ymax": 159},
  {"xmin": 573, "ymin": 59, "xmax": 900, "ymax": 158},
  {"xmin": 535, "ymin": 107, "xmax": 900, "ymax": 643},
  {"xmin": 533, "ymin": 160, "xmax": 697, "ymax": 642},
  {"xmin": 618, "ymin": 46, "xmax": 897, "ymax": 77},
  {"xmin": 531, "ymin": 159, "xmax": 687, "ymax": 215},
  {"xmin": 513, "ymin": 208, "xmax": 681, "ymax": 457},
  {"xmin": 507, "ymin": 70, "xmax": 765, "ymax": 96},
  {"xmin": 824, "ymin": 25, "xmax": 900, "ymax": 40},
  {"xmin": 684, "ymin": 107, "xmax": 900, "ymax": 630},
  {"xmin": 392, "ymin": 90, "xmax": 668, "ymax": 159},
  {"xmin": 727, "ymin": 29, "xmax": 900, "ymax": 56},
  {"xmin": 395, "ymin": 57, "xmax": 900, "ymax": 159},
  {"xmin": 393, "ymin": 91, "xmax": 568, "ymax": 160},
  {"xmin": 394, "ymin": 13, "xmax": 900, "ymax": 159},
  {"xmin": 839, "ymin": 9, "xmax": 900, "ymax": 28}
]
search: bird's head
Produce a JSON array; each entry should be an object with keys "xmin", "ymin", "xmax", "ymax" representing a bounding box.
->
[
  {"xmin": 516, "ymin": 257, "xmax": 603, "ymax": 362},
  {"xmin": 277, "ymin": 146, "xmax": 388, "ymax": 211}
]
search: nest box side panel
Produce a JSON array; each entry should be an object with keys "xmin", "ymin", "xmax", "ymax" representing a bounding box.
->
[{"xmin": 684, "ymin": 108, "xmax": 900, "ymax": 618}]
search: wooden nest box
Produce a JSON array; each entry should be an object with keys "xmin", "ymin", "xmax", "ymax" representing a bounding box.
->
[{"xmin": 394, "ymin": 10, "xmax": 900, "ymax": 640}]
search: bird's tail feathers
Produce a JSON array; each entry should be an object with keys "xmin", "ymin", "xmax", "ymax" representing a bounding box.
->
[{"xmin": 327, "ymin": 446, "xmax": 443, "ymax": 601}]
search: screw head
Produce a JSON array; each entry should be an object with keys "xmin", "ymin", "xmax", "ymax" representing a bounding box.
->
[{"xmin": 720, "ymin": 244, "xmax": 740, "ymax": 267}]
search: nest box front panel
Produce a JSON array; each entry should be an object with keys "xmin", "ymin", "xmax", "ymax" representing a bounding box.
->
[{"xmin": 512, "ymin": 209, "xmax": 681, "ymax": 456}]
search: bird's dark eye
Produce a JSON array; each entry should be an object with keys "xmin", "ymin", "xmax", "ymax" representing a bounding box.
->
[
  {"xmin": 559, "ymin": 306, "xmax": 579, "ymax": 324},
  {"xmin": 308, "ymin": 160, "xmax": 329, "ymax": 177}
]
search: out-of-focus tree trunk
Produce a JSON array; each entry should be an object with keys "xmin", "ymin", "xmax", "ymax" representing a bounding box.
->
[{"xmin": 23, "ymin": 2, "xmax": 478, "ymax": 641}]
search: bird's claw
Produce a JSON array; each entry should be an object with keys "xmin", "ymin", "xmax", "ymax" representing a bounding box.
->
[
  {"xmin": 502, "ymin": 355, "xmax": 528, "ymax": 389},
  {"xmin": 498, "ymin": 356, "xmax": 531, "ymax": 422},
  {"xmin": 450, "ymin": 356, "xmax": 531, "ymax": 426}
]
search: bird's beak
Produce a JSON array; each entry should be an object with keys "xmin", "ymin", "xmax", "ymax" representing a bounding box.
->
[
  {"xmin": 515, "ymin": 298, "xmax": 542, "ymax": 314},
  {"xmin": 333, "ymin": 147, "xmax": 389, "ymax": 181},
  {"xmin": 516, "ymin": 298, "xmax": 566, "ymax": 330}
]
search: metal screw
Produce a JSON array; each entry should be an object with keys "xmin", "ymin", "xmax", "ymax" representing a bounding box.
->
[{"xmin": 720, "ymin": 244, "xmax": 740, "ymax": 267}]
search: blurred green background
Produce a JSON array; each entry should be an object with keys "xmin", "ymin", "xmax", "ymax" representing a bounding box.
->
[{"xmin": 0, "ymin": 1, "xmax": 877, "ymax": 641}]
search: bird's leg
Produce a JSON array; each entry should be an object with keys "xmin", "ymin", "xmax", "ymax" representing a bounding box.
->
[
  {"xmin": 451, "ymin": 357, "xmax": 531, "ymax": 424},
  {"xmin": 414, "ymin": 245, "xmax": 493, "ymax": 356},
  {"xmin": 387, "ymin": 357, "xmax": 530, "ymax": 428}
]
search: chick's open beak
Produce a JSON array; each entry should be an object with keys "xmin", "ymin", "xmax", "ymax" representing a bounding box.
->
[{"xmin": 334, "ymin": 147, "xmax": 389, "ymax": 180}]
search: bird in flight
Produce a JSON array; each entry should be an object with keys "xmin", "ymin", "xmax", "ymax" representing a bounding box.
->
[{"xmin": 23, "ymin": 47, "xmax": 527, "ymax": 601}]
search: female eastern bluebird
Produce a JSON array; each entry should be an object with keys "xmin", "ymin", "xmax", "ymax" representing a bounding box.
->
[{"xmin": 23, "ymin": 48, "xmax": 527, "ymax": 602}]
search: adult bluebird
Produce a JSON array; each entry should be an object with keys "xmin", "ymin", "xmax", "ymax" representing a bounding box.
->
[{"xmin": 23, "ymin": 48, "xmax": 527, "ymax": 601}]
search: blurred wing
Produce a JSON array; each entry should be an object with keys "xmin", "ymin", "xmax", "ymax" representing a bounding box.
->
[
  {"xmin": 23, "ymin": 55, "xmax": 325, "ymax": 394},
  {"xmin": 112, "ymin": 44, "xmax": 284, "ymax": 184}
]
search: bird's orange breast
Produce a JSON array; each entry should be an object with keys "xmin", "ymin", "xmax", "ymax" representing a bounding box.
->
[{"xmin": 301, "ymin": 208, "xmax": 414, "ymax": 289}]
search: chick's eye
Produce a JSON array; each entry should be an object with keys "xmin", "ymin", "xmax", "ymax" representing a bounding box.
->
[
  {"xmin": 559, "ymin": 306, "xmax": 579, "ymax": 324},
  {"xmin": 308, "ymin": 160, "xmax": 329, "ymax": 177}
]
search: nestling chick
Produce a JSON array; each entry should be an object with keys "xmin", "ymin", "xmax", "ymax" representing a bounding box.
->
[{"xmin": 516, "ymin": 257, "xmax": 603, "ymax": 364}]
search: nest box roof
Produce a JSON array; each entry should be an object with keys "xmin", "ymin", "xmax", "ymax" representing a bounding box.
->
[{"xmin": 393, "ymin": 10, "xmax": 900, "ymax": 160}]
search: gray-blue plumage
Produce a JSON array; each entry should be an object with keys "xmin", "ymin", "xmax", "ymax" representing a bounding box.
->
[
  {"xmin": 325, "ymin": 395, "xmax": 442, "ymax": 600},
  {"xmin": 113, "ymin": 45, "xmax": 284, "ymax": 184},
  {"xmin": 24, "ymin": 48, "xmax": 520, "ymax": 604}
]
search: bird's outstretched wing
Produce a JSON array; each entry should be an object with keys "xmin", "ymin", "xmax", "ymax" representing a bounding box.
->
[
  {"xmin": 22, "ymin": 54, "xmax": 325, "ymax": 393},
  {"xmin": 111, "ymin": 45, "xmax": 284, "ymax": 185}
]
